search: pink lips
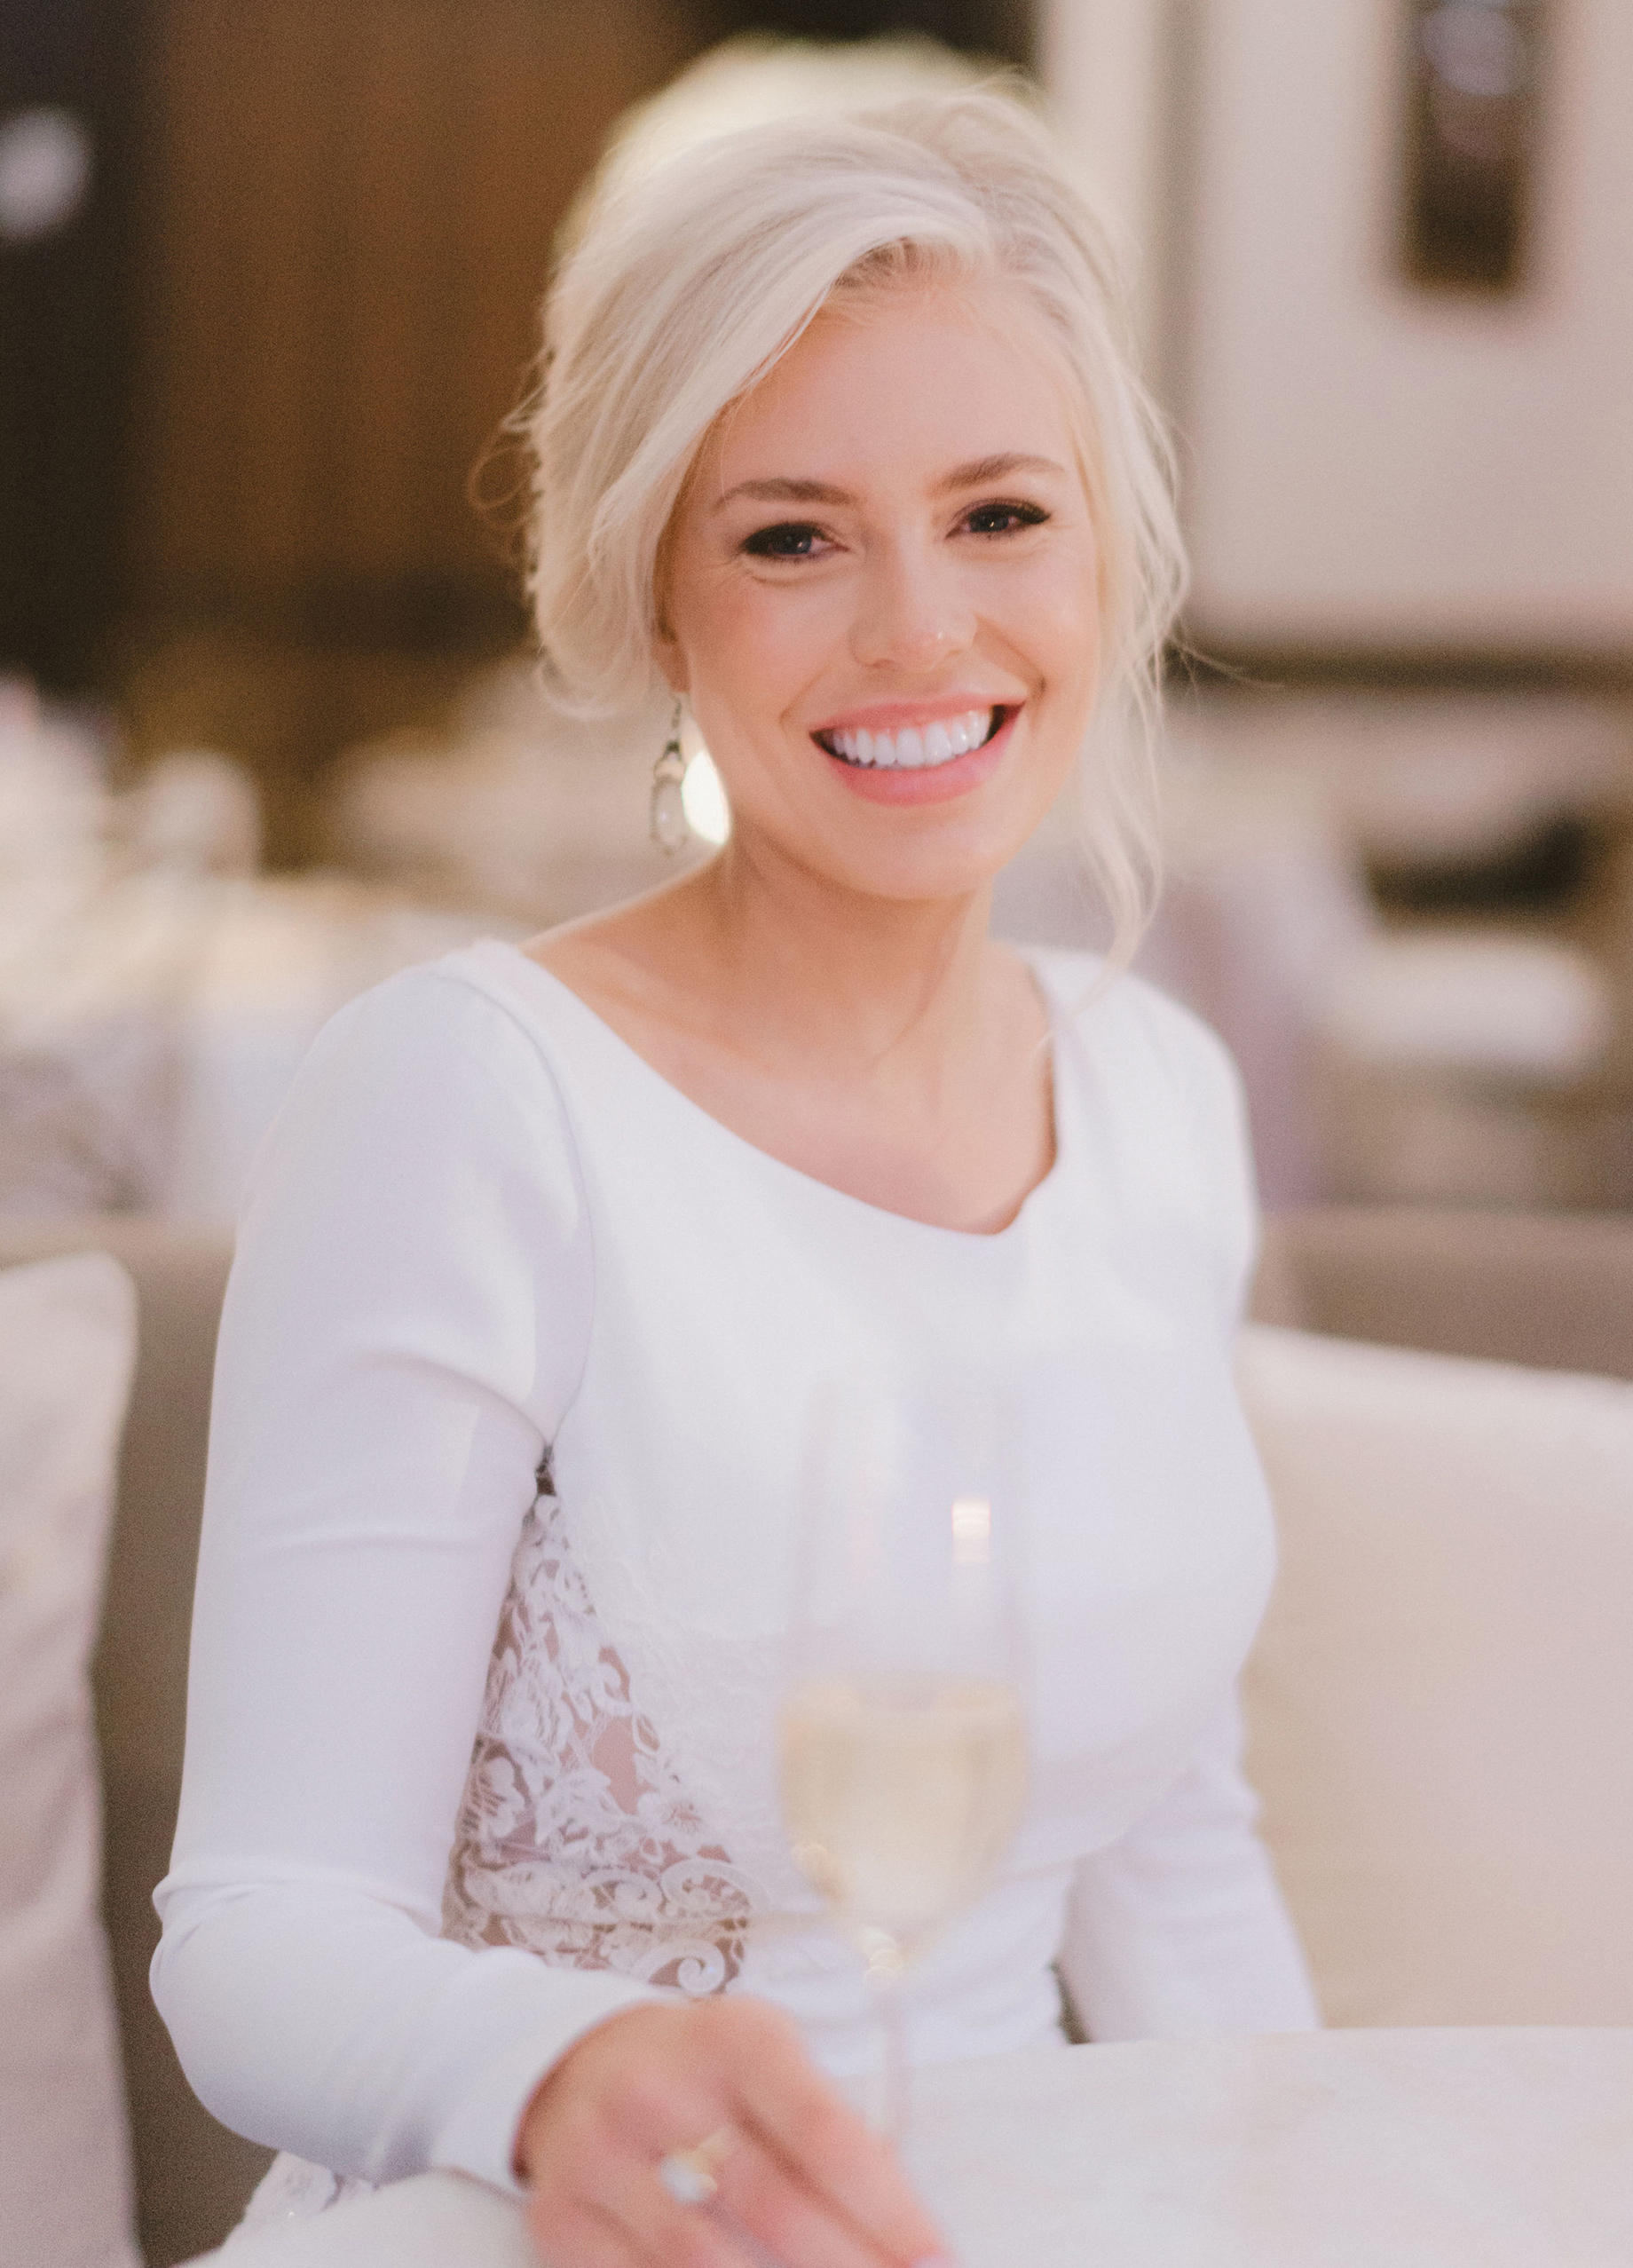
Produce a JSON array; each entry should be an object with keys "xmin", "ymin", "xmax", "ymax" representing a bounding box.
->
[{"xmin": 820, "ymin": 707, "xmax": 1016, "ymax": 806}]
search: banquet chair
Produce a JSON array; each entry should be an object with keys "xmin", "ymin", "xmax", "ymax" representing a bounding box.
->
[
  {"xmin": 0, "ymin": 1217, "xmax": 264, "ymax": 2266},
  {"xmin": 1243, "ymin": 1210, "xmax": 1633, "ymax": 2030}
]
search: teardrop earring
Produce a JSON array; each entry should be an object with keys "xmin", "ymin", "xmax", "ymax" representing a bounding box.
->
[{"xmin": 650, "ymin": 699, "xmax": 690, "ymax": 854}]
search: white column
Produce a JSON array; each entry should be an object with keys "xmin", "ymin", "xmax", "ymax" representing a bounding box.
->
[{"xmin": 1037, "ymin": 0, "xmax": 1179, "ymax": 369}]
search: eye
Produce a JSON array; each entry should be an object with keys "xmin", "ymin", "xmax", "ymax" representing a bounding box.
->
[
  {"xmin": 962, "ymin": 499, "xmax": 1050, "ymax": 538},
  {"xmin": 742, "ymin": 521, "xmax": 827, "ymax": 558}
]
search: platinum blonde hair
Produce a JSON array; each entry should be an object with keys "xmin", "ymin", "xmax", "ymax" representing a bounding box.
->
[{"xmin": 525, "ymin": 78, "xmax": 1186, "ymax": 961}]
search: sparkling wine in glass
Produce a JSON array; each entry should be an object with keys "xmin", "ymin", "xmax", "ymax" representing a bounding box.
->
[{"xmin": 778, "ymin": 1366, "xmax": 1029, "ymax": 2138}]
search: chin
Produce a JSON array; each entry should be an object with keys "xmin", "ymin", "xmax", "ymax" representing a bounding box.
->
[{"xmin": 818, "ymin": 831, "xmax": 1028, "ymax": 908}]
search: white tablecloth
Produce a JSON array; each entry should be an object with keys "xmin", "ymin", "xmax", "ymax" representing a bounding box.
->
[{"xmin": 194, "ymin": 2027, "xmax": 1633, "ymax": 2265}]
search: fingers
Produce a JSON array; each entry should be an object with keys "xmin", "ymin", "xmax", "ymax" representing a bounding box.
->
[
  {"xmin": 517, "ymin": 1995, "xmax": 951, "ymax": 2268},
  {"xmin": 716, "ymin": 2003, "xmax": 944, "ymax": 2263},
  {"xmin": 525, "ymin": 2193, "xmax": 649, "ymax": 2268},
  {"xmin": 545, "ymin": 2088, "xmax": 927, "ymax": 2268},
  {"xmin": 595, "ymin": 2125, "xmax": 775, "ymax": 2268},
  {"xmin": 529, "ymin": 2081, "xmax": 747, "ymax": 2268},
  {"xmin": 713, "ymin": 2128, "xmax": 914, "ymax": 2268},
  {"xmin": 594, "ymin": 2122, "xmax": 880, "ymax": 2268}
]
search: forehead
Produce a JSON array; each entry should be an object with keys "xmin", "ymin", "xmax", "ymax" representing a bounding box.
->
[{"xmin": 699, "ymin": 278, "xmax": 1080, "ymax": 495}]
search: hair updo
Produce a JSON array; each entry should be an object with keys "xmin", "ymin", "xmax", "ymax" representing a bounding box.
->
[{"xmin": 524, "ymin": 83, "xmax": 1185, "ymax": 958}]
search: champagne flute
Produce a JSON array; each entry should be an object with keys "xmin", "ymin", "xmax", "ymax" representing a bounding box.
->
[{"xmin": 778, "ymin": 1365, "xmax": 1029, "ymax": 2140}]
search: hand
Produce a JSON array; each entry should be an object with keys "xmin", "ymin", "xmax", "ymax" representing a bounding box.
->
[{"xmin": 515, "ymin": 1995, "xmax": 952, "ymax": 2266}]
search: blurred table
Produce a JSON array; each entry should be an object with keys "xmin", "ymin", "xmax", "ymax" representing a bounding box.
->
[
  {"xmin": 196, "ymin": 2027, "xmax": 1633, "ymax": 2265},
  {"xmin": 0, "ymin": 873, "xmax": 506, "ymax": 1222}
]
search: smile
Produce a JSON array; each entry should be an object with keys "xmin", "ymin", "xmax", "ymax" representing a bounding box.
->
[{"xmin": 814, "ymin": 707, "xmax": 1003, "ymax": 770}]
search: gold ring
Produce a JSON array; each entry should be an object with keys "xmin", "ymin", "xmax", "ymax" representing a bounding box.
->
[{"xmin": 658, "ymin": 2123, "xmax": 739, "ymax": 2207}]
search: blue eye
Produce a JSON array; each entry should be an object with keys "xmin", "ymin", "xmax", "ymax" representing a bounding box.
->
[{"xmin": 743, "ymin": 522, "xmax": 823, "ymax": 557}]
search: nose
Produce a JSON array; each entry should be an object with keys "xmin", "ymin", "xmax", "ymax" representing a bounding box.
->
[{"xmin": 848, "ymin": 541, "xmax": 975, "ymax": 673}]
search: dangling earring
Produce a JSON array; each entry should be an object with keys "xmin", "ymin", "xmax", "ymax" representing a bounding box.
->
[{"xmin": 650, "ymin": 697, "xmax": 690, "ymax": 854}]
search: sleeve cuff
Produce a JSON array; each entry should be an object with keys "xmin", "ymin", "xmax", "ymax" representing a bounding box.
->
[{"xmin": 425, "ymin": 1958, "xmax": 666, "ymax": 2195}]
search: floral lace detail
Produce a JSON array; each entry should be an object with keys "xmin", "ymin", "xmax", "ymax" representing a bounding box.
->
[
  {"xmin": 442, "ymin": 1480, "xmax": 761, "ymax": 1994},
  {"xmin": 229, "ymin": 1478, "xmax": 761, "ymax": 2240}
]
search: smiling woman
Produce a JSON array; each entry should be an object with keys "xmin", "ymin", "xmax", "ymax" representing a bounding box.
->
[
  {"xmin": 152, "ymin": 83, "xmax": 1317, "ymax": 2268},
  {"xmin": 530, "ymin": 94, "xmax": 1183, "ymax": 965},
  {"xmin": 527, "ymin": 94, "xmax": 1187, "ymax": 1239},
  {"xmin": 659, "ymin": 286, "xmax": 1098, "ymax": 861}
]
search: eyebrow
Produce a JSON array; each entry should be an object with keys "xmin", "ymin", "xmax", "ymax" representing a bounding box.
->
[{"xmin": 712, "ymin": 454, "xmax": 1066, "ymax": 512}]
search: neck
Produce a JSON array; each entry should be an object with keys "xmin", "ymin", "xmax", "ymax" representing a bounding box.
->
[{"xmin": 685, "ymin": 828, "xmax": 995, "ymax": 1083}]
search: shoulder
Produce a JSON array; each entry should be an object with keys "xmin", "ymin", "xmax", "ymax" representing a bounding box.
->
[
  {"xmin": 1023, "ymin": 946, "xmax": 1246, "ymax": 1136},
  {"xmin": 244, "ymin": 940, "xmax": 586, "ymax": 1221},
  {"xmin": 1026, "ymin": 948, "xmax": 1258, "ymax": 1311},
  {"xmin": 292, "ymin": 939, "xmax": 572, "ymax": 1117},
  {"xmin": 218, "ymin": 942, "xmax": 598, "ymax": 1474}
]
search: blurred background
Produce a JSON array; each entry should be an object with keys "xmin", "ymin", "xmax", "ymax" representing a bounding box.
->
[{"xmin": 4, "ymin": 0, "xmax": 1632, "ymax": 1221}]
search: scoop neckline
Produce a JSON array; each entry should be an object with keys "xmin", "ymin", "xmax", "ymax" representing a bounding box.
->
[{"xmin": 474, "ymin": 936, "xmax": 1074, "ymax": 1245}]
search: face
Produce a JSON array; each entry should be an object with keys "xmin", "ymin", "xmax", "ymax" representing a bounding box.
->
[{"xmin": 656, "ymin": 279, "xmax": 1102, "ymax": 904}]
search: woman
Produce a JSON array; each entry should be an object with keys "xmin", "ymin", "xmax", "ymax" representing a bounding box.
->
[{"xmin": 154, "ymin": 88, "xmax": 1317, "ymax": 2268}]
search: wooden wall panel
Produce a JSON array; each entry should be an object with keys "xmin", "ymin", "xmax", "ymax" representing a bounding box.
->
[
  {"xmin": 231, "ymin": 0, "xmax": 340, "ymax": 590},
  {"xmin": 138, "ymin": 0, "xmax": 241, "ymax": 594},
  {"xmin": 334, "ymin": 1, "xmax": 446, "ymax": 581},
  {"xmin": 128, "ymin": 0, "xmax": 699, "ymax": 630}
]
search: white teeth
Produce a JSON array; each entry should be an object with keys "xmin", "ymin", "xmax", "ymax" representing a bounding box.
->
[{"xmin": 823, "ymin": 707, "xmax": 996, "ymax": 768}]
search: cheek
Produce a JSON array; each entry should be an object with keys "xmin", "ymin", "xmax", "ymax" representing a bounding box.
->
[
  {"xmin": 675, "ymin": 570, "xmax": 840, "ymax": 717},
  {"xmin": 1010, "ymin": 551, "xmax": 1101, "ymax": 696}
]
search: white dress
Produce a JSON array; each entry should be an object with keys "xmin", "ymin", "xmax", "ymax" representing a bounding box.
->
[{"xmin": 152, "ymin": 939, "xmax": 1316, "ymax": 2230}]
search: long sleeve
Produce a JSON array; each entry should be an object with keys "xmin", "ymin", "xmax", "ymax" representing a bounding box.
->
[
  {"xmin": 151, "ymin": 967, "xmax": 659, "ymax": 2194},
  {"xmin": 1058, "ymin": 979, "xmax": 1318, "ymax": 2042},
  {"xmin": 1058, "ymin": 1694, "xmax": 1320, "ymax": 2040}
]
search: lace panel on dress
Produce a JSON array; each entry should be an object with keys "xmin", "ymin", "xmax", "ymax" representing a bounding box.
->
[
  {"xmin": 442, "ymin": 1481, "xmax": 759, "ymax": 1995},
  {"xmin": 236, "ymin": 1477, "xmax": 763, "ymax": 2237}
]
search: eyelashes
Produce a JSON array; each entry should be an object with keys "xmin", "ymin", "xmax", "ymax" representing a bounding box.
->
[
  {"xmin": 738, "ymin": 499, "xmax": 1051, "ymax": 560},
  {"xmin": 963, "ymin": 500, "xmax": 1049, "ymax": 536},
  {"xmin": 742, "ymin": 522, "xmax": 824, "ymax": 558}
]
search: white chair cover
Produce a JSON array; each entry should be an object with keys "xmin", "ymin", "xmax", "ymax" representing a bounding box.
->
[{"xmin": 1240, "ymin": 1323, "xmax": 1633, "ymax": 2027}]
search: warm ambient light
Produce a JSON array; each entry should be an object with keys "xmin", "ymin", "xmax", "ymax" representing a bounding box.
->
[{"xmin": 682, "ymin": 748, "xmax": 730, "ymax": 845}]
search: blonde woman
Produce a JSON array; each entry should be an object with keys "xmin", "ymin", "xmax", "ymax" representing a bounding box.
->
[{"xmin": 155, "ymin": 88, "xmax": 1317, "ymax": 2268}]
